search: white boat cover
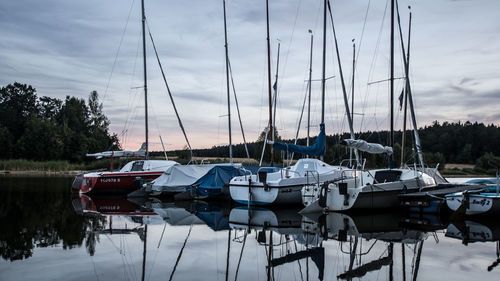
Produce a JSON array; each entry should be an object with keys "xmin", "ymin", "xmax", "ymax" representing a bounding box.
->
[
  {"xmin": 150, "ymin": 164, "xmax": 216, "ymax": 193},
  {"xmin": 343, "ymin": 139, "xmax": 393, "ymax": 155},
  {"xmin": 153, "ymin": 207, "xmax": 204, "ymax": 226}
]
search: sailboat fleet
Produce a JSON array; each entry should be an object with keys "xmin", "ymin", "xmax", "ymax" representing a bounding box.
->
[{"xmin": 71, "ymin": 0, "xmax": 498, "ymax": 217}]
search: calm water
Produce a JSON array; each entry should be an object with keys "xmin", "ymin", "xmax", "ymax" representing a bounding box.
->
[{"xmin": 1, "ymin": 176, "xmax": 499, "ymax": 281}]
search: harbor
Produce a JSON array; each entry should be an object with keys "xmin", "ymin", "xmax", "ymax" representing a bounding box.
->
[
  {"xmin": 1, "ymin": 176, "xmax": 500, "ymax": 280},
  {"xmin": 1, "ymin": 0, "xmax": 500, "ymax": 280}
]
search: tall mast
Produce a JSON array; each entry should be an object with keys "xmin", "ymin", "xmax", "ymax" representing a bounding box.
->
[
  {"xmin": 272, "ymin": 42, "xmax": 280, "ymax": 144},
  {"xmin": 307, "ymin": 30, "xmax": 313, "ymax": 147},
  {"xmin": 390, "ymin": 0, "xmax": 395, "ymax": 152},
  {"xmin": 329, "ymin": 1, "xmax": 359, "ymax": 164},
  {"xmin": 223, "ymin": 0, "xmax": 232, "ymax": 163},
  {"xmin": 141, "ymin": 0, "xmax": 149, "ymax": 160},
  {"xmin": 351, "ymin": 40, "xmax": 355, "ymax": 131},
  {"xmin": 320, "ymin": 0, "xmax": 327, "ymax": 161},
  {"xmin": 350, "ymin": 40, "xmax": 355, "ymax": 167},
  {"xmin": 141, "ymin": 224, "xmax": 147, "ymax": 281},
  {"xmin": 401, "ymin": 7, "xmax": 411, "ymax": 166},
  {"xmin": 266, "ymin": 0, "xmax": 273, "ymax": 164},
  {"xmin": 396, "ymin": 2, "xmax": 424, "ymax": 167}
]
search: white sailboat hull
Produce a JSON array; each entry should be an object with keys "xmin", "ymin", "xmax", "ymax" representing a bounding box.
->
[
  {"xmin": 229, "ymin": 159, "xmax": 351, "ymax": 206},
  {"xmin": 308, "ymin": 168, "xmax": 436, "ymax": 211}
]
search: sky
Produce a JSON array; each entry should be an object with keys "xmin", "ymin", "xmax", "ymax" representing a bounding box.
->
[{"xmin": 1, "ymin": 0, "xmax": 499, "ymax": 151}]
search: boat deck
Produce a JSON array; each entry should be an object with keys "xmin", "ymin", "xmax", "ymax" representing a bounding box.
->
[{"xmin": 399, "ymin": 183, "xmax": 486, "ymax": 202}]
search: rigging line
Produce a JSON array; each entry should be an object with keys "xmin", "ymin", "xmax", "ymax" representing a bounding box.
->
[
  {"xmin": 293, "ymin": 240, "xmax": 305, "ymax": 281},
  {"xmin": 277, "ymin": 0, "xmax": 302, "ymax": 107},
  {"xmin": 168, "ymin": 225, "xmax": 193, "ymax": 281},
  {"xmin": 289, "ymin": 79, "xmax": 309, "ymax": 165},
  {"xmin": 327, "ymin": 0, "xmax": 359, "ymax": 164},
  {"xmin": 234, "ymin": 230, "xmax": 248, "ymax": 281},
  {"xmin": 360, "ymin": 0, "xmax": 389, "ymax": 133},
  {"xmin": 228, "ymin": 59, "xmax": 250, "ymax": 160},
  {"xmin": 103, "ymin": 0, "xmax": 136, "ymax": 104},
  {"xmin": 354, "ymin": 0, "xmax": 371, "ymax": 67},
  {"xmin": 147, "ymin": 24, "xmax": 193, "ymax": 158},
  {"xmin": 157, "ymin": 223, "xmax": 167, "ymax": 248},
  {"xmin": 121, "ymin": 34, "xmax": 142, "ymax": 145}
]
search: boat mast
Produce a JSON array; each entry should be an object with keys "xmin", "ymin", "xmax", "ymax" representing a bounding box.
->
[
  {"xmin": 223, "ymin": 0, "xmax": 232, "ymax": 164},
  {"xmin": 401, "ymin": 7, "xmax": 411, "ymax": 167},
  {"xmin": 266, "ymin": 0, "xmax": 274, "ymax": 164},
  {"xmin": 350, "ymin": 40, "xmax": 355, "ymax": 167},
  {"xmin": 141, "ymin": 0, "xmax": 149, "ymax": 160},
  {"xmin": 351, "ymin": 40, "xmax": 355, "ymax": 133},
  {"xmin": 307, "ymin": 30, "xmax": 313, "ymax": 147},
  {"xmin": 272, "ymin": 42, "xmax": 280, "ymax": 145},
  {"xmin": 328, "ymin": 1, "xmax": 359, "ymax": 165},
  {"xmin": 320, "ymin": 0, "xmax": 327, "ymax": 161},
  {"xmin": 390, "ymin": 0, "xmax": 395, "ymax": 154},
  {"xmin": 141, "ymin": 224, "xmax": 147, "ymax": 281},
  {"xmin": 395, "ymin": 1, "xmax": 424, "ymax": 168}
]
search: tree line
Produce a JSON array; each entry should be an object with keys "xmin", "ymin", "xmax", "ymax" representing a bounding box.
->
[
  {"xmin": 0, "ymin": 82, "xmax": 118, "ymax": 162},
  {"xmin": 2, "ymin": 82, "xmax": 499, "ymax": 171},
  {"xmin": 173, "ymin": 121, "xmax": 500, "ymax": 170}
]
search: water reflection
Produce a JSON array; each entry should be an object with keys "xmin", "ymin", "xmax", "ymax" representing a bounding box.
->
[
  {"xmin": 446, "ymin": 217, "xmax": 500, "ymax": 272},
  {"xmin": 1, "ymin": 177, "xmax": 500, "ymax": 280}
]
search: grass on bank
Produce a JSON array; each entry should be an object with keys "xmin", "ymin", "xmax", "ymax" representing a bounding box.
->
[
  {"xmin": 0, "ymin": 159, "xmax": 120, "ymax": 171},
  {"xmin": 0, "ymin": 158, "xmax": 496, "ymax": 177}
]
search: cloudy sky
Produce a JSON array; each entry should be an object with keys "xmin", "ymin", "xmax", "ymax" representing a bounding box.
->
[{"xmin": 1, "ymin": 0, "xmax": 499, "ymax": 151}]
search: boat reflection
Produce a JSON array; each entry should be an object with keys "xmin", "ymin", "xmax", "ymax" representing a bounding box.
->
[
  {"xmin": 229, "ymin": 206, "xmax": 325, "ymax": 280},
  {"xmin": 67, "ymin": 195, "xmax": 500, "ymax": 280},
  {"xmin": 310, "ymin": 211, "xmax": 440, "ymax": 280},
  {"xmin": 446, "ymin": 217, "xmax": 500, "ymax": 272}
]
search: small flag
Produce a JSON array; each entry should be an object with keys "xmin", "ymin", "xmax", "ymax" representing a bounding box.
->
[{"xmin": 399, "ymin": 89, "xmax": 404, "ymax": 110}]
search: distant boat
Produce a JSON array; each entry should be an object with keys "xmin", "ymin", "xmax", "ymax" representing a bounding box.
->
[
  {"xmin": 74, "ymin": 1, "xmax": 178, "ymax": 194},
  {"xmin": 446, "ymin": 186, "xmax": 500, "ymax": 216}
]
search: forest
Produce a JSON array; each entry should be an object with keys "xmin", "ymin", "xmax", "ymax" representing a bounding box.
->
[
  {"xmin": 0, "ymin": 82, "xmax": 118, "ymax": 162},
  {"xmin": 1, "ymin": 82, "xmax": 499, "ymax": 173},
  {"xmin": 175, "ymin": 121, "xmax": 500, "ymax": 172}
]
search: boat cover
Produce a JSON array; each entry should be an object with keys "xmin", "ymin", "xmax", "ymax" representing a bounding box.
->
[
  {"xmin": 150, "ymin": 164, "xmax": 215, "ymax": 193},
  {"xmin": 273, "ymin": 123, "xmax": 326, "ymax": 156},
  {"xmin": 192, "ymin": 203, "xmax": 229, "ymax": 231},
  {"xmin": 192, "ymin": 164, "xmax": 258, "ymax": 196},
  {"xmin": 153, "ymin": 207, "xmax": 204, "ymax": 226},
  {"xmin": 342, "ymin": 139, "xmax": 393, "ymax": 155}
]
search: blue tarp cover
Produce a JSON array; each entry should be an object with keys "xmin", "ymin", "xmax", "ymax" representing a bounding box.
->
[
  {"xmin": 273, "ymin": 123, "xmax": 326, "ymax": 156},
  {"xmin": 192, "ymin": 165, "xmax": 258, "ymax": 196}
]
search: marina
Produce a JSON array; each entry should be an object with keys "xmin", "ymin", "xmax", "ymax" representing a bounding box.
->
[
  {"xmin": 1, "ymin": 176, "xmax": 500, "ymax": 280},
  {"xmin": 1, "ymin": 0, "xmax": 500, "ymax": 280}
]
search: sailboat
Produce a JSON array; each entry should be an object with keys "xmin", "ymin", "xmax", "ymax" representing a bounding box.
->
[
  {"xmin": 229, "ymin": 0, "xmax": 354, "ymax": 206},
  {"xmin": 145, "ymin": 0, "xmax": 254, "ymax": 199},
  {"xmin": 302, "ymin": 0, "xmax": 441, "ymax": 212},
  {"xmin": 75, "ymin": 0, "xmax": 179, "ymax": 194}
]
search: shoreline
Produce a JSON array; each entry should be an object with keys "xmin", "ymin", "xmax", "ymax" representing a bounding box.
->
[
  {"xmin": 0, "ymin": 169, "xmax": 492, "ymax": 178},
  {"xmin": 0, "ymin": 170, "xmax": 85, "ymax": 176}
]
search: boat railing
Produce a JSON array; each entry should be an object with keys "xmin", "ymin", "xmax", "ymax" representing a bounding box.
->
[
  {"xmin": 239, "ymin": 167, "xmax": 254, "ymax": 181},
  {"xmin": 305, "ymin": 170, "xmax": 321, "ymax": 189},
  {"xmin": 280, "ymin": 167, "xmax": 300, "ymax": 179}
]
